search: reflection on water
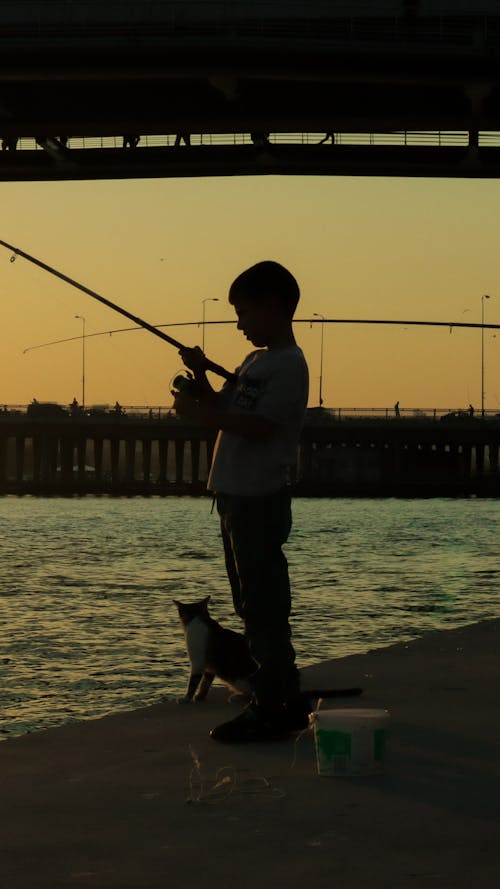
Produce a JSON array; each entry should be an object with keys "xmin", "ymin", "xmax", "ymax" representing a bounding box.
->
[{"xmin": 1, "ymin": 496, "xmax": 498, "ymax": 739}]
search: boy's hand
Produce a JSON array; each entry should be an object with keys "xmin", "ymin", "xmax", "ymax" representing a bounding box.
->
[
  {"xmin": 172, "ymin": 389, "xmax": 204, "ymax": 421},
  {"xmin": 179, "ymin": 346, "xmax": 209, "ymax": 375}
]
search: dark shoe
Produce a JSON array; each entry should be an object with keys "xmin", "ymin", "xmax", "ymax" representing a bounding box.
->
[{"xmin": 210, "ymin": 703, "xmax": 290, "ymax": 744}]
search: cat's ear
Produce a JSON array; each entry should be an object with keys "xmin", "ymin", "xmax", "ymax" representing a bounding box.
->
[
  {"xmin": 202, "ymin": 595, "xmax": 211, "ymax": 605},
  {"xmin": 173, "ymin": 599, "xmax": 181, "ymax": 607}
]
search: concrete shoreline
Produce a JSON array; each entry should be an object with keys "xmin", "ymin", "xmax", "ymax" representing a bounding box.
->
[{"xmin": 2, "ymin": 618, "xmax": 499, "ymax": 889}]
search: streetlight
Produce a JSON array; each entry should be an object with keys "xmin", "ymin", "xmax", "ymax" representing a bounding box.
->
[
  {"xmin": 481, "ymin": 294, "xmax": 492, "ymax": 417},
  {"xmin": 201, "ymin": 298, "xmax": 218, "ymax": 353},
  {"xmin": 75, "ymin": 314, "xmax": 86, "ymax": 409},
  {"xmin": 313, "ymin": 312, "xmax": 325, "ymax": 407}
]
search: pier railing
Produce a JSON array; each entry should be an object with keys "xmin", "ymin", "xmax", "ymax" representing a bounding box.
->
[
  {"xmin": 1, "ymin": 409, "xmax": 500, "ymax": 497},
  {"xmin": 1, "ymin": 404, "xmax": 498, "ymax": 422}
]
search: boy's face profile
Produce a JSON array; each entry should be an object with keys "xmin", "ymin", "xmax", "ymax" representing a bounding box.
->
[{"xmin": 232, "ymin": 295, "xmax": 288, "ymax": 348}]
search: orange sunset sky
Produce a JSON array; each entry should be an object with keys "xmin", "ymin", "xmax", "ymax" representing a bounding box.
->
[{"xmin": 1, "ymin": 173, "xmax": 499, "ymax": 412}]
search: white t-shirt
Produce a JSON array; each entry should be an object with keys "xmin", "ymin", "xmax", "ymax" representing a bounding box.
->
[{"xmin": 207, "ymin": 345, "xmax": 309, "ymax": 496}]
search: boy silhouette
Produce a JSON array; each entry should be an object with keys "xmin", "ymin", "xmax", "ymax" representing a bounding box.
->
[{"xmin": 173, "ymin": 261, "xmax": 309, "ymax": 742}]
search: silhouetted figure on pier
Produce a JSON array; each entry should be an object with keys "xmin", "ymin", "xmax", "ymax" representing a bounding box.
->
[
  {"xmin": 250, "ymin": 132, "xmax": 270, "ymax": 147},
  {"xmin": 70, "ymin": 398, "xmax": 80, "ymax": 417},
  {"xmin": 1, "ymin": 136, "xmax": 18, "ymax": 151},
  {"xmin": 394, "ymin": 401, "xmax": 400, "ymax": 417},
  {"xmin": 469, "ymin": 403, "xmax": 475, "ymax": 417},
  {"xmin": 122, "ymin": 135, "xmax": 140, "ymax": 149},
  {"xmin": 113, "ymin": 401, "xmax": 124, "ymax": 415}
]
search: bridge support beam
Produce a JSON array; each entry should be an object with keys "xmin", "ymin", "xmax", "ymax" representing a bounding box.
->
[
  {"xmin": 175, "ymin": 440, "xmax": 184, "ymax": 484},
  {"xmin": 93, "ymin": 438, "xmax": 103, "ymax": 483},
  {"xmin": 158, "ymin": 438, "xmax": 168, "ymax": 484},
  {"xmin": 110, "ymin": 438, "xmax": 120, "ymax": 487},
  {"xmin": 125, "ymin": 439, "xmax": 136, "ymax": 484},
  {"xmin": 489, "ymin": 442, "xmax": 499, "ymax": 475},
  {"xmin": 142, "ymin": 438, "xmax": 152, "ymax": 483}
]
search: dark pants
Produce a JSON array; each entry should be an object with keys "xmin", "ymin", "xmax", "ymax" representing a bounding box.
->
[{"xmin": 216, "ymin": 487, "xmax": 300, "ymax": 713}]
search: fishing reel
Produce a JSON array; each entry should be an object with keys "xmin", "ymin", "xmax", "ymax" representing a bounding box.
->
[{"xmin": 170, "ymin": 371, "xmax": 201, "ymax": 399}]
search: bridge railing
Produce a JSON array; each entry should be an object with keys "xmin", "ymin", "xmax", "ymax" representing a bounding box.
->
[
  {"xmin": 4, "ymin": 131, "xmax": 485, "ymax": 153},
  {"xmin": 1, "ymin": 404, "xmax": 499, "ymax": 423},
  {"xmin": 17, "ymin": 129, "xmax": 500, "ymax": 155}
]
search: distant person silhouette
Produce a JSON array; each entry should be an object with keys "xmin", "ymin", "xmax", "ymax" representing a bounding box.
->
[
  {"xmin": 394, "ymin": 401, "xmax": 400, "ymax": 417},
  {"xmin": 1, "ymin": 136, "xmax": 18, "ymax": 151},
  {"xmin": 122, "ymin": 135, "xmax": 140, "ymax": 149},
  {"xmin": 468, "ymin": 403, "xmax": 475, "ymax": 417},
  {"xmin": 250, "ymin": 132, "xmax": 270, "ymax": 147}
]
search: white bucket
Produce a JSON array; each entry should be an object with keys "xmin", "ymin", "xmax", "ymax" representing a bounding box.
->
[{"xmin": 313, "ymin": 708, "xmax": 390, "ymax": 777}]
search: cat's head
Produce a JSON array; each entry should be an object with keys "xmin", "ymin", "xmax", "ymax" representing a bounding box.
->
[{"xmin": 173, "ymin": 595, "xmax": 211, "ymax": 625}]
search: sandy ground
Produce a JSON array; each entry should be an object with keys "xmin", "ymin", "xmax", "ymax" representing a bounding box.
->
[{"xmin": 1, "ymin": 618, "xmax": 499, "ymax": 889}]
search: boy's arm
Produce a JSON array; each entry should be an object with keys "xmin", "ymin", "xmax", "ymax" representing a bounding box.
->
[{"xmin": 173, "ymin": 389, "xmax": 277, "ymax": 441}]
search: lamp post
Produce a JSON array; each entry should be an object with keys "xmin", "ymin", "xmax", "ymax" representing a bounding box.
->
[
  {"xmin": 201, "ymin": 298, "xmax": 218, "ymax": 353},
  {"xmin": 313, "ymin": 312, "xmax": 325, "ymax": 407},
  {"xmin": 75, "ymin": 314, "xmax": 86, "ymax": 410},
  {"xmin": 481, "ymin": 294, "xmax": 491, "ymax": 417}
]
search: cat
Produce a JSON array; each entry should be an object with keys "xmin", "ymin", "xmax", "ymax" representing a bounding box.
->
[
  {"xmin": 173, "ymin": 595, "xmax": 363, "ymax": 707},
  {"xmin": 174, "ymin": 596, "xmax": 256, "ymax": 703}
]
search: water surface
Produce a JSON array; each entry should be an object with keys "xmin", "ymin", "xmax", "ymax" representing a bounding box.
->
[{"xmin": 1, "ymin": 496, "xmax": 498, "ymax": 739}]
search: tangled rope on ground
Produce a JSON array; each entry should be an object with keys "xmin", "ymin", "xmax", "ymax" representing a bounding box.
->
[{"xmin": 186, "ymin": 744, "xmax": 286, "ymax": 804}]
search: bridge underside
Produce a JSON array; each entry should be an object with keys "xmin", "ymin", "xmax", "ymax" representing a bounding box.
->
[{"xmin": 2, "ymin": 13, "xmax": 500, "ymax": 181}]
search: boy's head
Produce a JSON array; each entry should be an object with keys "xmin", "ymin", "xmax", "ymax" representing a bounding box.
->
[
  {"xmin": 228, "ymin": 261, "xmax": 300, "ymax": 348},
  {"xmin": 229, "ymin": 261, "xmax": 300, "ymax": 319}
]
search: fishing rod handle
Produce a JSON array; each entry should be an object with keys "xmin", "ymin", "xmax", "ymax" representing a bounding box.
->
[{"xmin": 201, "ymin": 358, "xmax": 236, "ymax": 382}]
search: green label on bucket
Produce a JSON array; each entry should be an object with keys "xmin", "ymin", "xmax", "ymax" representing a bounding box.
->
[{"xmin": 317, "ymin": 729, "xmax": 352, "ymax": 760}]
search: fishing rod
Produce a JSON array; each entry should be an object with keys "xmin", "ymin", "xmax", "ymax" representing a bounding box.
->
[
  {"xmin": 22, "ymin": 314, "xmax": 500, "ymax": 355},
  {"xmin": 0, "ymin": 238, "xmax": 235, "ymax": 382},
  {"xmin": 4, "ymin": 237, "xmax": 499, "ymax": 356}
]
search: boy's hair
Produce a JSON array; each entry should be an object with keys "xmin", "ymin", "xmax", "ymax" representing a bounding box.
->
[{"xmin": 229, "ymin": 261, "xmax": 300, "ymax": 318}]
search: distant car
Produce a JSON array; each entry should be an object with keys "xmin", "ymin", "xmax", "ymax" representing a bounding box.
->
[
  {"xmin": 440, "ymin": 410, "xmax": 477, "ymax": 422},
  {"xmin": 26, "ymin": 402, "xmax": 67, "ymax": 418},
  {"xmin": 84, "ymin": 405, "xmax": 110, "ymax": 417}
]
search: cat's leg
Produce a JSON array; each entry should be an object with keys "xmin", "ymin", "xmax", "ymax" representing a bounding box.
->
[
  {"xmin": 193, "ymin": 671, "xmax": 215, "ymax": 701},
  {"xmin": 177, "ymin": 671, "xmax": 204, "ymax": 704},
  {"xmin": 227, "ymin": 679, "xmax": 253, "ymax": 705}
]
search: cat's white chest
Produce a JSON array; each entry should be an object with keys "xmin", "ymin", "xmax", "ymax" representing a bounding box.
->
[{"xmin": 185, "ymin": 617, "xmax": 210, "ymax": 672}]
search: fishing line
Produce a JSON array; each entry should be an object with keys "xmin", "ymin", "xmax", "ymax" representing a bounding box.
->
[
  {"xmin": 21, "ymin": 314, "xmax": 500, "ymax": 356},
  {"xmin": 186, "ymin": 744, "xmax": 286, "ymax": 805},
  {"xmin": 4, "ymin": 238, "xmax": 499, "ymax": 360}
]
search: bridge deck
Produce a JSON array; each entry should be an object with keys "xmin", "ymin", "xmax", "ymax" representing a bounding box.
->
[{"xmin": 2, "ymin": 3, "xmax": 500, "ymax": 180}]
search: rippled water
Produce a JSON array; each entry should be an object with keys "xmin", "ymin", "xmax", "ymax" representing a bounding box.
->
[{"xmin": 1, "ymin": 496, "xmax": 499, "ymax": 739}]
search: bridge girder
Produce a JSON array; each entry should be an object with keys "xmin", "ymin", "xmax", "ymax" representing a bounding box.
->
[{"xmin": 2, "ymin": 22, "xmax": 500, "ymax": 181}]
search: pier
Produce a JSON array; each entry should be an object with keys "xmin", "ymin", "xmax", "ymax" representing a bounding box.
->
[{"xmin": 1, "ymin": 411, "xmax": 499, "ymax": 497}]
